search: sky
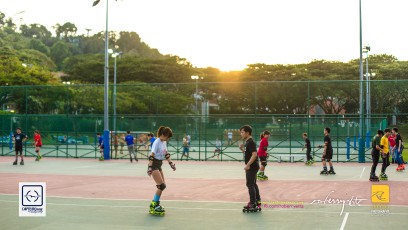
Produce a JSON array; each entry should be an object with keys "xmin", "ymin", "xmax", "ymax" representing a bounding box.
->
[{"xmin": 1, "ymin": 0, "xmax": 408, "ymax": 71}]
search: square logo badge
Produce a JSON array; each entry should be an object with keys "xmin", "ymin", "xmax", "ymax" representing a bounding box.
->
[
  {"xmin": 19, "ymin": 182, "xmax": 46, "ymax": 217},
  {"xmin": 371, "ymin": 185, "xmax": 389, "ymax": 203}
]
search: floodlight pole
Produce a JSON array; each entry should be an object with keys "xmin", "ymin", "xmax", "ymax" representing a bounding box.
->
[
  {"xmin": 103, "ymin": 0, "xmax": 110, "ymax": 160},
  {"xmin": 358, "ymin": 0, "xmax": 365, "ymax": 163}
]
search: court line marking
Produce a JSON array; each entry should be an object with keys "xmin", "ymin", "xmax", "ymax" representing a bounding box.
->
[
  {"xmin": 1, "ymin": 199, "xmax": 407, "ymax": 215},
  {"xmin": 1, "ymin": 194, "xmax": 408, "ymax": 209},
  {"xmin": 360, "ymin": 167, "xmax": 366, "ymax": 179},
  {"xmin": 339, "ymin": 212, "xmax": 349, "ymax": 230}
]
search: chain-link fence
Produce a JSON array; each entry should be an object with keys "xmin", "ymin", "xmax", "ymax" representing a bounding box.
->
[{"xmin": 1, "ymin": 80, "xmax": 406, "ymax": 162}]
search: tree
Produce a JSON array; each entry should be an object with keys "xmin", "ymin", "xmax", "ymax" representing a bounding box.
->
[
  {"xmin": 50, "ymin": 41, "xmax": 71, "ymax": 70},
  {"xmin": 54, "ymin": 22, "xmax": 78, "ymax": 40},
  {"xmin": 29, "ymin": 39, "xmax": 50, "ymax": 55}
]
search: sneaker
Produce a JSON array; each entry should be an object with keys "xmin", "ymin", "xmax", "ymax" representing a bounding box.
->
[
  {"xmin": 135, "ymin": 158, "xmax": 139, "ymax": 163},
  {"xmin": 130, "ymin": 158, "xmax": 133, "ymax": 163},
  {"xmin": 13, "ymin": 160, "xmax": 17, "ymax": 165},
  {"xmin": 20, "ymin": 160, "xmax": 24, "ymax": 165}
]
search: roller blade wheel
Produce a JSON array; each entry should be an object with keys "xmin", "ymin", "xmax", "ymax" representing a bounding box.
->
[
  {"xmin": 328, "ymin": 170, "xmax": 336, "ymax": 175},
  {"xmin": 320, "ymin": 170, "xmax": 328, "ymax": 175},
  {"xmin": 149, "ymin": 210, "xmax": 165, "ymax": 216},
  {"xmin": 242, "ymin": 208, "xmax": 261, "ymax": 213}
]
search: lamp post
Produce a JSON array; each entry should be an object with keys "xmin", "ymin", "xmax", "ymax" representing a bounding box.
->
[
  {"xmin": 363, "ymin": 45, "xmax": 370, "ymax": 147},
  {"xmin": 191, "ymin": 75, "xmax": 203, "ymax": 140},
  {"xmin": 109, "ymin": 50, "xmax": 123, "ymax": 136},
  {"xmin": 191, "ymin": 75, "xmax": 200, "ymax": 114},
  {"xmin": 93, "ymin": 0, "xmax": 111, "ymax": 160},
  {"xmin": 358, "ymin": 0, "xmax": 365, "ymax": 162}
]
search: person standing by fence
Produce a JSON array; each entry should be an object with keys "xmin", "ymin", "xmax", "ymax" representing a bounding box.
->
[
  {"xmin": 302, "ymin": 133, "xmax": 313, "ymax": 165},
  {"xmin": 181, "ymin": 134, "xmax": 190, "ymax": 161},
  {"xmin": 125, "ymin": 131, "xmax": 138, "ymax": 163},
  {"xmin": 13, "ymin": 128, "xmax": 28, "ymax": 165},
  {"xmin": 97, "ymin": 133, "xmax": 104, "ymax": 161}
]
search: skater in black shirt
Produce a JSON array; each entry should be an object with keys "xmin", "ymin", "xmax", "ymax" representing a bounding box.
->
[
  {"xmin": 239, "ymin": 125, "xmax": 261, "ymax": 212},
  {"xmin": 369, "ymin": 130, "xmax": 384, "ymax": 182},
  {"xmin": 319, "ymin": 127, "xmax": 335, "ymax": 175}
]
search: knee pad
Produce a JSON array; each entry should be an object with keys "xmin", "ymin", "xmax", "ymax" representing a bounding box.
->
[
  {"xmin": 35, "ymin": 150, "xmax": 39, "ymax": 153},
  {"xmin": 156, "ymin": 183, "xmax": 166, "ymax": 191},
  {"xmin": 261, "ymin": 161, "xmax": 267, "ymax": 167}
]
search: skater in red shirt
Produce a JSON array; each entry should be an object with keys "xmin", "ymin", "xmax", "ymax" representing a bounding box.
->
[
  {"xmin": 257, "ymin": 130, "xmax": 270, "ymax": 180},
  {"xmin": 34, "ymin": 130, "xmax": 43, "ymax": 161}
]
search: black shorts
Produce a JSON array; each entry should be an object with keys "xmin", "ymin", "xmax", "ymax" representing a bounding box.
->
[
  {"xmin": 151, "ymin": 158, "xmax": 163, "ymax": 171},
  {"xmin": 259, "ymin": 156, "xmax": 267, "ymax": 162},
  {"xmin": 15, "ymin": 145, "xmax": 23, "ymax": 152},
  {"xmin": 323, "ymin": 150, "xmax": 333, "ymax": 161}
]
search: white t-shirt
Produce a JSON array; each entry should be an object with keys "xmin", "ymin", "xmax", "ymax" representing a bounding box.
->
[
  {"xmin": 151, "ymin": 138, "xmax": 167, "ymax": 160},
  {"xmin": 228, "ymin": 132, "xmax": 232, "ymax": 139}
]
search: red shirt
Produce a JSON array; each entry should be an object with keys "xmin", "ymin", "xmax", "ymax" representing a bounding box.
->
[
  {"xmin": 34, "ymin": 134, "xmax": 42, "ymax": 147},
  {"xmin": 257, "ymin": 138, "xmax": 268, "ymax": 157},
  {"xmin": 388, "ymin": 135, "xmax": 396, "ymax": 147}
]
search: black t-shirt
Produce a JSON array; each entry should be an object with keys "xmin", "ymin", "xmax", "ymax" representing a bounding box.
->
[
  {"xmin": 372, "ymin": 135, "xmax": 381, "ymax": 154},
  {"xmin": 244, "ymin": 138, "xmax": 259, "ymax": 171},
  {"xmin": 324, "ymin": 135, "xmax": 332, "ymax": 153},
  {"xmin": 14, "ymin": 133, "xmax": 27, "ymax": 147},
  {"xmin": 395, "ymin": 134, "xmax": 403, "ymax": 148},
  {"xmin": 305, "ymin": 138, "xmax": 311, "ymax": 151}
]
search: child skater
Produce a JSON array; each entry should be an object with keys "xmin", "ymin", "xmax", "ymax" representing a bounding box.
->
[
  {"xmin": 239, "ymin": 125, "xmax": 261, "ymax": 212},
  {"xmin": 147, "ymin": 126, "xmax": 176, "ymax": 216},
  {"xmin": 34, "ymin": 130, "xmax": 43, "ymax": 161},
  {"xmin": 319, "ymin": 127, "xmax": 335, "ymax": 175},
  {"xmin": 257, "ymin": 130, "xmax": 270, "ymax": 180},
  {"xmin": 302, "ymin": 133, "xmax": 313, "ymax": 165}
]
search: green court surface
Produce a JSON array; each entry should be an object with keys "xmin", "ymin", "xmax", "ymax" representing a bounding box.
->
[
  {"xmin": 1, "ymin": 194, "xmax": 407, "ymax": 230},
  {"xmin": 1, "ymin": 157, "xmax": 407, "ymax": 230}
]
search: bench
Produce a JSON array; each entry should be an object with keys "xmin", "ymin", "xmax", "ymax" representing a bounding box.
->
[{"xmin": 277, "ymin": 155, "xmax": 305, "ymax": 163}]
